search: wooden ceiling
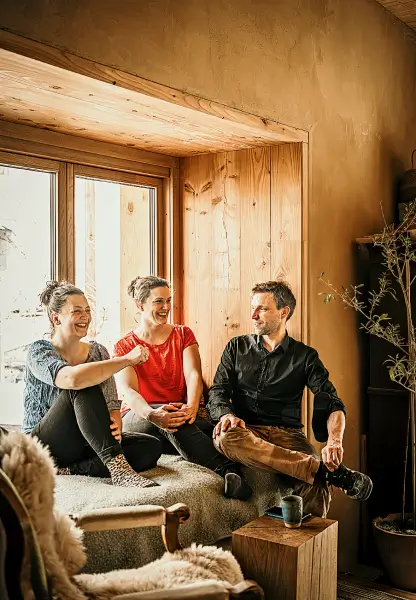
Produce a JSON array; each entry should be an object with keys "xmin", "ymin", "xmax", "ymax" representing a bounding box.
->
[
  {"xmin": 0, "ymin": 32, "xmax": 307, "ymax": 157},
  {"xmin": 376, "ymin": 0, "xmax": 416, "ymax": 31}
]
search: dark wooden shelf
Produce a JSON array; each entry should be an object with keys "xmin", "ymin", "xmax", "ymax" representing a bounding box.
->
[
  {"xmin": 356, "ymin": 228, "xmax": 416, "ymax": 245},
  {"xmin": 367, "ymin": 386, "xmax": 409, "ymax": 397}
]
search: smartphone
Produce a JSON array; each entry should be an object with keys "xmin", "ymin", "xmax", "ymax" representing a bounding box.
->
[{"xmin": 265, "ymin": 506, "xmax": 312, "ymax": 521}]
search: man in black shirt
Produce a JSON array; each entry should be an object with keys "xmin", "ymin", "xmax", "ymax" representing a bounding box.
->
[{"xmin": 207, "ymin": 280, "xmax": 372, "ymax": 517}]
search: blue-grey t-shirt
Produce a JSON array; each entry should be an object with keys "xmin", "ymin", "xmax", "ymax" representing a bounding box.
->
[{"xmin": 22, "ymin": 339, "xmax": 121, "ymax": 433}]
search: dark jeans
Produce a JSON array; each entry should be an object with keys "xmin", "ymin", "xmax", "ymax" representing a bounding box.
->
[
  {"xmin": 31, "ymin": 386, "xmax": 162, "ymax": 477},
  {"xmin": 122, "ymin": 406, "xmax": 235, "ymax": 476}
]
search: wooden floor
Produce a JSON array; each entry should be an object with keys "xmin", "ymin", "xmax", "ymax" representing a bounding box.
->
[{"xmin": 339, "ymin": 574, "xmax": 416, "ymax": 600}]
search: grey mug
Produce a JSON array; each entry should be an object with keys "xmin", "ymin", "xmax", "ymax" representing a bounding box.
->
[{"xmin": 281, "ymin": 495, "xmax": 303, "ymax": 529}]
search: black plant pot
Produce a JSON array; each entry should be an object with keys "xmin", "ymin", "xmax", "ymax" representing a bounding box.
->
[{"xmin": 373, "ymin": 513, "xmax": 416, "ymax": 592}]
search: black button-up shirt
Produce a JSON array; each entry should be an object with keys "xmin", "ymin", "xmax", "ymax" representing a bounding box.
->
[{"xmin": 207, "ymin": 333, "xmax": 345, "ymax": 442}]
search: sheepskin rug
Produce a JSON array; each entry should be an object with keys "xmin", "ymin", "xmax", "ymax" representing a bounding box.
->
[
  {"xmin": 0, "ymin": 431, "xmax": 244, "ymax": 599},
  {"xmin": 76, "ymin": 543, "xmax": 243, "ymax": 599}
]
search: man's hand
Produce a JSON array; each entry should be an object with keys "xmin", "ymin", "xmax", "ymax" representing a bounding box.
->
[
  {"xmin": 213, "ymin": 413, "xmax": 246, "ymax": 437},
  {"xmin": 324, "ymin": 411, "xmax": 345, "ymax": 471},
  {"xmin": 148, "ymin": 404, "xmax": 188, "ymax": 432},
  {"xmin": 321, "ymin": 439, "xmax": 344, "ymax": 472},
  {"xmin": 109, "ymin": 409, "xmax": 122, "ymax": 442}
]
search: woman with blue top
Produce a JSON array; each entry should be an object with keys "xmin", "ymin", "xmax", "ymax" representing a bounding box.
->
[{"xmin": 23, "ymin": 281, "xmax": 162, "ymax": 488}]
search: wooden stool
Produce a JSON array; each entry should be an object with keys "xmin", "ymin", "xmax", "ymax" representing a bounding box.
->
[{"xmin": 232, "ymin": 515, "xmax": 338, "ymax": 600}]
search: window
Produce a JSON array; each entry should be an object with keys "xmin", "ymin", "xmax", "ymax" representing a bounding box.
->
[
  {"xmin": 0, "ymin": 158, "xmax": 59, "ymax": 426},
  {"xmin": 74, "ymin": 168, "xmax": 162, "ymax": 352},
  {"xmin": 0, "ymin": 156, "xmax": 164, "ymax": 427}
]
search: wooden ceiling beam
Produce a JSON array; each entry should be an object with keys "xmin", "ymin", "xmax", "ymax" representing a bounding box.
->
[
  {"xmin": 0, "ymin": 29, "xmax": 307, "ymax": 157},
  {"xmin": 375, "ymin": 0, "xmax": 416, "ymax": 32}
]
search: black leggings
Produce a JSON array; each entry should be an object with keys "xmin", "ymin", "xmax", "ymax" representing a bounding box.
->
[
  {"xmin": 122, "ymin": 406, "xmax": 235, "ymax": 475},
  {"xmin": 31, "ymin": 386, "xmax": 162, "ymax": 477}
]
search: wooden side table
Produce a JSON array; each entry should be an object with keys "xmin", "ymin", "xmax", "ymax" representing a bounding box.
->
[{"xmin": 232, "ymin": 515, "xmax": 338, "ymax": 600}]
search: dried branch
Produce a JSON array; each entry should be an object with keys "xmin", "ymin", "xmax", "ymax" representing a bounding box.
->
[
  {"xmin": 318, "ymin": 276, "xmax": 408, "ymax": 356},
  {"xmin": 319, "ymin": 199, "xmax": 416, "ymax": 526}
]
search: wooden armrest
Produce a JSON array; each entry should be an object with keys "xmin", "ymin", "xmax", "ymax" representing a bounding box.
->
[
  {"xmin": 71, "ymin": 505, "xmax": 167, "ymax": 531},
  {"xmin": 71, "ymin": 503, "xmax": 190, "ymax": 553},
  {"xmin": 113, "ymin": 580, "xmax": 264, "ymax": 600},
  {"xmin": 162, "ymin": 503, "xmax": 190, "ymax": 552},
  {"xmin": 114, "ymin": 581, "xmax": 229, "ymax": 599},
  {"xmin": 230, "ymin": 580, "xmax": 265, "ymax": 599}
]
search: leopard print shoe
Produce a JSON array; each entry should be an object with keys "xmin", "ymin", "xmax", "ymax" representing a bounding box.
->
[
  {"xmin": 56, "ymin": 466, "xmax": 72, "ymax": 475},
  {"xmin": 107, "ymin": 453, "xmax": 159, "ymax": 488}
]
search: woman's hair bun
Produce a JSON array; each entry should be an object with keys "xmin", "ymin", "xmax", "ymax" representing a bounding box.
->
[
  {"xmin": 127, "ymin": 275, "xmax": 169, "ymax": 304},
  {"xmin": 127, "ymin": 276, "xmax": 141, "ymax": 298},
  {"xmin": 39, "ymin": 281, "xmax": 61, "ymax": 306}
]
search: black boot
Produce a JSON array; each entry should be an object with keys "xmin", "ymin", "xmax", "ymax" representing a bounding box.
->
[
  {"xmin": 326, "ymin": 464, "xmax": 373, "ymax": 501},
  {"xmin": 223, "ymin": 466, "xmax": 253, "ymax": 501}
]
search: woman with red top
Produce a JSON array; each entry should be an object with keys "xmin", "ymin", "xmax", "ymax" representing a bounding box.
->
[{"xmin": 113, "ymin": 275, "xmax": 252, "ymax": 500}]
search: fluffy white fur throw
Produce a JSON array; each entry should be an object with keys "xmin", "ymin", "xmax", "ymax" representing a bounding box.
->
[
  {"xmin": 76, "ymin": 544, "xmax": 243, "ymax": 599},
  {"xmin": 0, "ymin": 431, "xmax": 244, "ymax": 600}
]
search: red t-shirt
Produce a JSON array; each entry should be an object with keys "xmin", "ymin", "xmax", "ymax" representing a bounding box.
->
[{"xmin": 113, "ymin": 325, "xmax": 198, "ymax": 416}]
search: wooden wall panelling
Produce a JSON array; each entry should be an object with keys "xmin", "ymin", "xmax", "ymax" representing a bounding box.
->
[
  {"xmin": 182, "ymin": 149, "xmax": 272, "ymax": 387},
  {"xmin": 270, "ymin": 143, "xmax": 305, "ymax": 430},
  {"xmin": 239, "ymin": 147, "xmax": 272, "ymax": 334},
  {"xmin": 271, "ymin": 144, "xmax": 303, "ymax": 341},
  {"xmin": 181, "ymin": 144, "xmax": 304, "ymax": 390},
  {"xmin": 211, "ymin": 151, "xmax": 241, "ymax": 381},
  {"xmin": 172, "ymin": 162, "xmax": 181, "ymax": 324},
  {"xmin": 181, "ymin": 157, "xmax": 196, "ymax": 335},
  {"xmin": 193, "ymin": 156, "xmax": 215, "ymax": 386},
  {"xmin": 163, "ymin": 161, "xmax": 181, "ymax": 324},
  {"xmin": 182, "ymin": 155, "xmax": 214, "ymax": 387}
]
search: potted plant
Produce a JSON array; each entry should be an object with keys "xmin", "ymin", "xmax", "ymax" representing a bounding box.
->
[{"xmin": 319, "ymin": 201, "xmax": 416, "ymax": 592}]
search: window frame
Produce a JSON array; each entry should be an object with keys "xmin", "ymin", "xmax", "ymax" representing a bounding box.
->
[
  {"xmin": 69, "ymin": 164, "xmax": 165, "ymax": 282},
  {"xmin": 0, "ymin": 152, "xmax": 167, "ymax": 284},
  {"xmin": 0, "ymin": 151, "xmax": 170, "ymax": 424},
  {"xmin": 0, "ymin": 150, "xmax": 66, "ymax": 280}
]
